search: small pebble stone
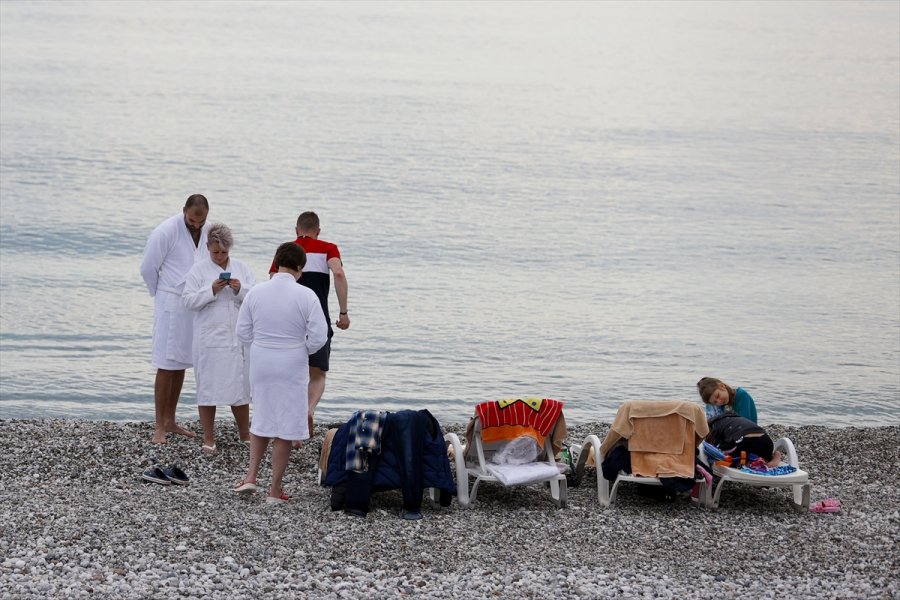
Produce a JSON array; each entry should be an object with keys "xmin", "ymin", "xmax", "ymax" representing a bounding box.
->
[{"xmin": 0, "ymin": 419, "xmax": 896, "ymax": 599}]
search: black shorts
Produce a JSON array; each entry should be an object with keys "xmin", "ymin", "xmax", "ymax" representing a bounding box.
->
[
  {"xmin": 732, "ymin": 434, "xmax": 774, "ymax": 462},
  {"xmin": 309, "ymin": 337, "xmax": 332, "ymax": 371}
]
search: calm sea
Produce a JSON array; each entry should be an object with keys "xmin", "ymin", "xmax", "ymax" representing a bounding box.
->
[{"xmin": 1, "ymin": 1, "xmax": 898, "ymax": 427}]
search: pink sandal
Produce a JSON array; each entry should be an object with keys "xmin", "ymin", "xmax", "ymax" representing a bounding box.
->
[
  {"xmin": 810, "ymin": 498, "xmax": 841, "ymax": 513},
  {"xmin": 265, "ymin": 490, "xmax": 289, "ymax": 504}
]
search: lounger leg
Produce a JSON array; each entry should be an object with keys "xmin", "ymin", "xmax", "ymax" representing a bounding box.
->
[
  {"xmin": 795, "ymin": 483, "xmax": 810, "ymax": 509},
  {"xmin": 469, "ymin": 477, "xmax": 482, "ymax": 506},
  {"xmin": 696, "ymin": 481, "xmax": 713, "ymax": 509},
  {"xmin": 711, "ymin": 478, "xmax": 727, "ymax": 509},
  {"xmin": 606, "ymin": 479, "xmax": 621, "ymax": 507},
  {"xmin": 550, "ymin": 477, "xmax": 568, "ymax": 508}
]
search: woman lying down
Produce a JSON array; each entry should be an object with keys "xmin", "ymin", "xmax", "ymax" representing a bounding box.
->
[{"xmin": 704, "ymin": 413, "xmax": 783, "ymax": 469}]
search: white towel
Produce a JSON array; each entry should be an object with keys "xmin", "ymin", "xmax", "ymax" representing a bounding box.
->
[{"xmin": 486, "ymin": 462, "xmax": 566, "ymax": 486}]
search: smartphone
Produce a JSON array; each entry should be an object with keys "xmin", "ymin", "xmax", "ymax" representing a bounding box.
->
[{"xmin": 219, "ymin": 272, "xmax": 231, "ymax": 280}]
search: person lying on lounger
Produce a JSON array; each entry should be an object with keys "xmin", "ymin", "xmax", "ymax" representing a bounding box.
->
[{"xmin": 705, "ymin": 413, "xmax": 783, "ymax": 468}]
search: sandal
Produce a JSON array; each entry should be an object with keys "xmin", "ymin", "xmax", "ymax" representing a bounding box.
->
[
  {"xmin": 201, "ymin": 444, "xmax": 217, "ymax": 454},
  {"xmin": 265, "ymin": 491, "xmax": 289, "ymax": 504},
  {"xmin": 234, "ymin": 479, "xmax": 258, "ymax": 494},
  {"xmin": 811, "ymin": 498, "xmax": 842, "ymax": 513}
]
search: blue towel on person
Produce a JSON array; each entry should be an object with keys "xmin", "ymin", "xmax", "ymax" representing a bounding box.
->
[{"xmin": 345, "ymin": 410, "xmax": 387, "ymax": 473}]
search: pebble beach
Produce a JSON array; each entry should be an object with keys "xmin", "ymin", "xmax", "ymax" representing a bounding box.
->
[{"xmin": 0, "ymin": 419, "xmax": 897, "ymax": 599}]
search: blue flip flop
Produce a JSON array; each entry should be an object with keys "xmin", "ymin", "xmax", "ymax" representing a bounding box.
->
[
  {"xmin": 163, "ymin": 465, "xmax": 190, "ymax": 485},
  {"xmin": 142, "ymin": 467, "xmax": 171, "ymax": 485}
]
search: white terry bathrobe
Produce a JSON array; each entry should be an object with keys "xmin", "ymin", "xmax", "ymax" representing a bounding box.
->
[
  {"xmin": 140, "ymin": 213, "xmax": 210, "ymax": 370},
  {"xmin": 236, "ymin": 273, "xmax": 328, "ymax": 441},
  {"xmin": 182, "ymin": 256, "xmax": 257, "ymax": 406}
]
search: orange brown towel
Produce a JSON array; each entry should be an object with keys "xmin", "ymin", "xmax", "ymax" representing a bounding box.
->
[{"xmin": 597, "ymin": 400, "xmax": 708, "ymax": 478}]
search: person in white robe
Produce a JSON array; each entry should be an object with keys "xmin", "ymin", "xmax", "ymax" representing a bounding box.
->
[
  {"xmin": 139, "ymin": 194, "xmax": 210, "ymax": 444},
  {"xmin": 233, "ymin": 242, "xmax": 328, "ymax": 503},
  {"xmin": 182, "ymin": 223, "xmax": 257, "ymax": 453}
]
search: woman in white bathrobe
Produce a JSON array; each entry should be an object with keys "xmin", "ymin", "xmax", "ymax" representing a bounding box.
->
[
  {"xmin": 182, "ymin": 223, "xmax": 257, "ymax": 452},
  {"xmin": 234, "ymin": 242, "xmax": 328, "ymax": 503}
]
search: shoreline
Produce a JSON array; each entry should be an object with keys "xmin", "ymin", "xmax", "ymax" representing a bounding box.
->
[{"xmin": 1, "ymin": 419, "xmax": 897, "ymax": 599}]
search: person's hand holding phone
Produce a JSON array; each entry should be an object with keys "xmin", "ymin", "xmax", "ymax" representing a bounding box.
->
[
  {"xmin": 228, "ymin": 278, "xmax": 241, "ymax": 294},
  {"xmin": 212, "ymin": 273, "xmax": 230, "ymax": 295}
]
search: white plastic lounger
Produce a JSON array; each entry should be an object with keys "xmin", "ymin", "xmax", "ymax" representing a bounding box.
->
[
  {"xmin": 574, "ymin": 433, "xmax": 712, "ymax": 507},
  {"xmin": 574, "ymin": 400, "xmax": 711, "ymax": 508},
  {"xmin": 701, "ymin": 437, "xmax": 811, "ymax": 510},
  {"xmin": 444, "ymin": 408, "xmax": 568, "ymax": 508}
]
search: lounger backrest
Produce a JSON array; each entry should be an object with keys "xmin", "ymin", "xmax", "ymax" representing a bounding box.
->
[{"xmin": 465, "ymin": 398, "xmax": 566, "ymax": 466}]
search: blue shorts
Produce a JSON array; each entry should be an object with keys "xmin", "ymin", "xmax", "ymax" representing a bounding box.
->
[{"xmin": 309, "ymin": 337, "xmax": 331, "ymax": 371}]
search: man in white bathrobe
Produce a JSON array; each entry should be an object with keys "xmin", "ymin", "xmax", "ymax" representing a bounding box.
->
[{"xmin": 140, "ymin": 194, "xmax": 211, "ymax": 444}]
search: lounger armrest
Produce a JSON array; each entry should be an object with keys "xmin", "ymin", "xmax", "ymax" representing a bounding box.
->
[
  {"xmin": 575, "ymin": 434, "xmax": 614, "ymax": 506},
  {"xmin": 444, "ymin": 432, "xmax": 471, "ymax": 507},
  {"xmin": 445, "ymin": 432, "xmax": 467, "ymax": 472},
  {"xmin": 773, "ymin": 437, "xmax": 799, "ymax": 468},
  {"xmin": 574, "ymin": 434, "xmax": 603, "ymax": 476}
]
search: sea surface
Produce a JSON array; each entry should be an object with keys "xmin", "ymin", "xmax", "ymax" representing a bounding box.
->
[{"xmin": 1, "ymin": 1, "xmax": 898, "ymax": 427}]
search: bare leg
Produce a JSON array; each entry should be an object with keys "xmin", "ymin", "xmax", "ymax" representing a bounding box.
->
[
  {"xmin": 153, "ymin": 369, "xmax": 191, "ymax": 443},
  {"xmin": 161, "ymin": 369, "xmax": 195, "ymax": 438},
  {"xmin": 198, "ymin": 405, "xmax": 217, "ymax": 449},
  {"xmin": 152, "ymin": 369, "xmax": 170, "ymax": 444},
  {"xmin": 294, "ymin": 367, "xmax": 326, "ymax": 449},
  {"xmin": 307, "ymin": 366, "xmax": 327, "ymax": 437},
  {"xmin": 231, "ymin": 404, "xmax": 250, "ymax": 442},
  {"xmin": 269, "ymin": 438, "xmax": 293, "ymax": 498},
  {"xmin": 241, "ymin": 434, "xmax": 269, "ymax": 485},
  {"xmin": 767, "ymin": 450, "xmax": 783, "ymax": 467}
]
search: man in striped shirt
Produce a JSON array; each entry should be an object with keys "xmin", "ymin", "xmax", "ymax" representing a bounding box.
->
[{"xmin": 270, "ymin": 212, "xmax": 350, "ymax": 440}]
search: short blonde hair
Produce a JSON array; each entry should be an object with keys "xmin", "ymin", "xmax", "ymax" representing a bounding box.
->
[{"xmin": 207, "ymin": 223, "xmax": 233, "ymax": 249}]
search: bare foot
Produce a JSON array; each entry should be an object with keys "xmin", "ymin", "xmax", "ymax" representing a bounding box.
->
[
  {"xmin": 167, "ymin": 424, "xmax": 196, "ymax": 438},
  {"xmin": 151, "ymin": 429, "xmax": 167, "ymax": 444},
  {"xmin": 292, "ymin": 440, "xmax": 302, "ymax": 450},
  {"xmin": 767, "ymin": 450, "xmax": 783, "ymax": 467}
]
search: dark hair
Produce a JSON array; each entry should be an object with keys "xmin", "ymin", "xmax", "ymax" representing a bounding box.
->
[
  {"xmin": 296, "ymin": 211, "xmax": 319, "ymax": 232},
  {"xmin": 184, "ymin": 194, "xmax": 209, "ymax": 210},
  {"xmin": 274, "ymin": 242, "xmax": 306, "ymax": 271},
  {"xmin": 696, "ymin": 377, "xmax": 736, "ymax": 405}
]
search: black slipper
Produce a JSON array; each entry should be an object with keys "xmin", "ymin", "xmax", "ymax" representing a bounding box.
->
[
  {"xmin": 163, "ymin": 465, "xmax": 190, "ymax": 485},
  {"xmin": 141, "ymin": 467, "xmax": 171, "ymax": 485}
]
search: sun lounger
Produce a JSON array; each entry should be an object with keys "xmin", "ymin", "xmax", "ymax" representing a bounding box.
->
[
  {"xmin": 574, "ymin": 400, "xmax": 711, "ymax": 507},
  {"xmin": 700, "ymin": 436, "xmax": 811, "ymax": 510},
  {"xmin": 444, "ymin": 398, "xmax": 568, "ymax": 508}
]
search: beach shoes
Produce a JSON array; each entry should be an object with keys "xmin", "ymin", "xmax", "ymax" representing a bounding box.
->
[
  {"xmin": 141, "ymin": 467, "xmax": 171, "ymax": 485},
  {"xmin": 265, "ymin": 491, "xmax": 289, "ymax": 504},
  {"xmin": 811, "ymin": 498, "xmax": 842, "ymax": 513},
  {"xmin": 163, "ymin": 465, "xmax": 190, "ymax": 485},
  {"xmin": 234, "ymin": 480, "xmax": 258, "ymax": 495}
]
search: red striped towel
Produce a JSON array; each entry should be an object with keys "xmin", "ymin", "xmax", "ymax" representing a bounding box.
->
[{"xmin": 476, "ymin": 398, "xmax": 563, "ymax": 436}]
